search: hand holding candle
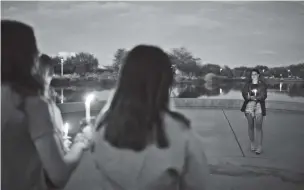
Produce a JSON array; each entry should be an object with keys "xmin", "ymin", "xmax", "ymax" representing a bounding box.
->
[
  {"xmin": 85, "ymin": 93, "xmax": 95, "ymax": 123},
  {"xmin": 63, "ymin": 122, "xmax": 70, "ymax": 138},
  {"xmin": 252, "ymin": 89, "xmax": 257, "ymax": 97}
]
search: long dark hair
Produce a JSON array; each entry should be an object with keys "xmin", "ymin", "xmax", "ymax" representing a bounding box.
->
[
  {"xmin": 1, "ymin": 20, "xmax": 43, "ymax": 96},
  {"xmin": 96, "ymin": 45, "xmax": 190, "ymax": 152}
]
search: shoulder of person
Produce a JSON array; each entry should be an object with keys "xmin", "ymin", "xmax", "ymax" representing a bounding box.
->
[
  {"xmin": 259, "ymin": 80, "xmax": 267, "ymax": 88},
  {"xmin": 1, "ymin": 83, "xmax": 11, "ymax": 91},
  {"xmin": 24, "ymin": 96, "xmax": 50, "ymax": 110},
  {"xmin": 1, "ymin": 84, "xmax": 24, "ymax": 107},
  {"xmin": 1, "ymin": 83, "xmax": 17, "ymax": 96},
  {"xmin": 1, "ymin": 84, "xmax": 13, "ymax": 100},
  {"xmin": 242, "ymin": 82, "xmax": 250, "ymax": 89},
  {"xmin": 1, "ymin": 84, "xmax": 22, "ymax": 127}
]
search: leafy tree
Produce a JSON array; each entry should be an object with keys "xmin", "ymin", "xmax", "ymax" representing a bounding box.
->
[
  {"xmin": 199, "ymin": 63, "xmax": 221, "ymax": 76},
  {"xmin": 51, "ymin": 56, "xmax": 62, "ymax": 65},
  {"xmin": 51, "ymin": 55, "xmax": 70, "ymax": 74},
  {"xmin": 254, "ymin": 65, "xmax": 269, "ymax": 73},
  {"xmin": 52, "ymin": 52, "xmax": 99, "ymax": 75},
  {"xmin": 269, "ymin": 67, "xmax": 288, "ymax": 78},
  {"xmin": 221, "ymin": 65, "xmax": 233, "ymax": 78},
  {"xmin": 67, "ymin": 52, "xmax": 98, "ymax": 72},
  {"xmin": 288, "ymin": 63, "xmax": 304, "ymax": 78},
  {"xmin": 112, "ymin": 48, "xmax": 128, "ymax": 72},
  {"xmin": 168, "ymin": 47, "xmax": 201, "ymax": 78},
  {"xmin": 233, "ymin": 66, "xmax": 251, "ymax": 78}
]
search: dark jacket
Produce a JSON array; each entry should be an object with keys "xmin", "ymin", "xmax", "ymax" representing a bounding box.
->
[{"xmin": 241, "ymin": 80, "xmax": 268, "ymax": 116}]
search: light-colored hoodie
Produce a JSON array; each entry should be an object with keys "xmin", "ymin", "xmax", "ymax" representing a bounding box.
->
[{"xmin": 92, "ymin": 113, "xmax": 210, "ymax": 190}]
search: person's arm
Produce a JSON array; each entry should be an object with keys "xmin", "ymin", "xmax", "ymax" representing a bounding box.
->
[
  {"xmin": 25, "ymin": 97, "xmax": 88, "ymax": 188},
  {"xmin": 256, "ymin": 83, "xmax": 267, "ymax": 101},
  {"xmin": 241, "ymin": 83, "xmax": 250, "ymax": 101},
  {"xmin": 180, "ymin": 130, "xmax": 210, "ymax": 190}
]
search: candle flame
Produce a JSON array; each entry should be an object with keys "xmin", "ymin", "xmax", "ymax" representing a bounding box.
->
[{"xmin": 85, "ymin": 93, "xmax": 95, "ymax": 105}]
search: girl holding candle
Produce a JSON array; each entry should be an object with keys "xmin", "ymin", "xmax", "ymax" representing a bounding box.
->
[
  {"xmin": 38, "ymin": 54, "xmax": 73, "ymax": 153},
  {"xmin": 1, "ymin": 20, "xmax": 94, "ymax": 190},
  {"xmin": 241, "ymin": 69, "xmax": 268, "ymax": 154}
]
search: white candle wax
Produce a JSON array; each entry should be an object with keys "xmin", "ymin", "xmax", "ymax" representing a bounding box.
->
[
  {"xmin": 85, "ymin": 102, "xmax": 90, "ymax": 122},
  {"xmin": 63, "ymin": 123, "xmax": 69, "ymax": 138},
  {"xmin": 85, "ymin": 94, "xmax": 95, "ymax": 123}
]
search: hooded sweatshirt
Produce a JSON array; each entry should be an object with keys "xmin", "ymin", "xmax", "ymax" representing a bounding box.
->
[
  {"xmin": 1, "ymin": 84, "xmax": 50, "ymax": 190},
  {"xmin": 92, "ymin": 113, "xmax": 210, "ymax": 190}
]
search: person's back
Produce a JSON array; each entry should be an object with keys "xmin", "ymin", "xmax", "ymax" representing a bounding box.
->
[
  {"xmin": 1, "ymin": 84, "xmax": 49, "ymax": 190},
  {"xmin": 93, "ymin": 113, "xmax": 209, "ymax": 190},
  {"xmin": 91, "ymin": 45, "xmax": 209, "ymax": 190}
]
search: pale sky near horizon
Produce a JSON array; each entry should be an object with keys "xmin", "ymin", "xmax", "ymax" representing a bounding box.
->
[{"xmin": 2, "ymin": 1, "xmax": 304, "ymax": 68}]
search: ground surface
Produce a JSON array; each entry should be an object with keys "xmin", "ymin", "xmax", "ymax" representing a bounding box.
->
[{"xmin": 62, "ymin": 108, "xmax": 304, "ymax": 190}]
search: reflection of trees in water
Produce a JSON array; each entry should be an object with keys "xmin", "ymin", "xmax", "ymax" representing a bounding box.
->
[
  {"xmin": 174, "ymin": 81, "xmax": 304, "ymax": 98},
  {"xmin": 54, "ymin": 81, "xmax": 304, "ymax": 103},
  {"xmin": 175, "ymin": 82, "xmax": 234, "ymax": 98},
  {"xmin": 287, "ymin": 83, "xmax": 304, "ymax": 97},
  {"xmin": 53, "ymin": 84, "xmax": 115, "ymax": 103}
]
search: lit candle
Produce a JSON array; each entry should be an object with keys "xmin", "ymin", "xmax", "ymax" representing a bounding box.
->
[
  {"xmin": 85, "ymin": 93, "xmax": 95, "ymax": 122},
  {"xmin": 252, "ymin": 89, "xmax": 257, "ymax": 97},
  {"xmin": 63, "ymin": 122, "xmax": 69, "ymax": 138}
]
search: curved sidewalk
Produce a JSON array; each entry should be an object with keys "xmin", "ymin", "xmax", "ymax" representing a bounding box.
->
[{"xmin": 61, "ymin": 107, "xmax": 304, "ymax": 190}]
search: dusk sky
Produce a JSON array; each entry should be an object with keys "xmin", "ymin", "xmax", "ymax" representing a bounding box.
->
[{"xmin": 2, "ymin": 1, "xmax": 304, "ymax": 68}]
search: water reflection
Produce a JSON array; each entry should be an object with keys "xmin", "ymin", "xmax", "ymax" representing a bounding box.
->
[
  {"xmin": 60, "ymin": 88, "xmax": 64, "ymax": 104},
  {"xmin": 54, "ymin": 81, "xmax": 304, "ymax": 103},
  {"xmin": 175, "ymin": 81, "xmax": 304, "ymax": 99}
]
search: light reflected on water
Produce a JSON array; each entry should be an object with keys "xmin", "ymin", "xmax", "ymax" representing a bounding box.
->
[
  {"xmin": 54, "ymin": 81, "xmax": 304, "ymax": 104},
  {"xmin": 60, "ymin": 88, "xmax": 64, "ymax": 104}
]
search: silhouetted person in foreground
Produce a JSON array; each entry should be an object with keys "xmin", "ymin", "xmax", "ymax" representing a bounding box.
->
[
  {"xmin": 241, "ymin": 69, "xmax": 267, "ymax": 154},
  {"xmin": 92, "ymin": 45, "xmax": 210, "ymax": 190},
  {"xmin": 1, "ymin": 20, "xmax": 93, "ymax": 190}
]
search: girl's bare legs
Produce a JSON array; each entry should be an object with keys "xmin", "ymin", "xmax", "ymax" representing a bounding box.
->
[
  {"xmin": 255, "ymin": 114, "xmax": 264, "ymax": 154},
  {"xmin": 245, "ymin": 113, "xmax": 255, "ymax": 151}
]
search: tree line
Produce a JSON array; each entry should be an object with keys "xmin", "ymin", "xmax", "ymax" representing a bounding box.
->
[
  {"xmin": 51, "ymin": 52, "xmax": 99, "ymax": 75},
  {"xmin": 112, "ymin": 47, "xmax": 304, "ymax": 79},
  {"xmin": 50, "ymin": 48, "xmax": 304, "ymax": 79}
]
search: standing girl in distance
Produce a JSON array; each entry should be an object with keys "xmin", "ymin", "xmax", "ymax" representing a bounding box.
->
[{"xmin": 241, "ymin": 69, "xmax": 267, "ymax": 154}]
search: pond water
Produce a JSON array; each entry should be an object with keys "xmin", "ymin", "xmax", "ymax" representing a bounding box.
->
[{"xmin": 54, "ymin": 81, "xmax": 304, "ymax": 104}]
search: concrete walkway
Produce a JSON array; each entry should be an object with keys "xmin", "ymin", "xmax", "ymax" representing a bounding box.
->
[{"xmin": 62, "ymin": 108, "xmax": 304, "ymax": 190}]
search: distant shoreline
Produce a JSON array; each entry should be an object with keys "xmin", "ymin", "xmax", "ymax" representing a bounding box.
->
[{"xmin": 51, "ymin": 75, "xmax": 304, "ymax": 88}]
